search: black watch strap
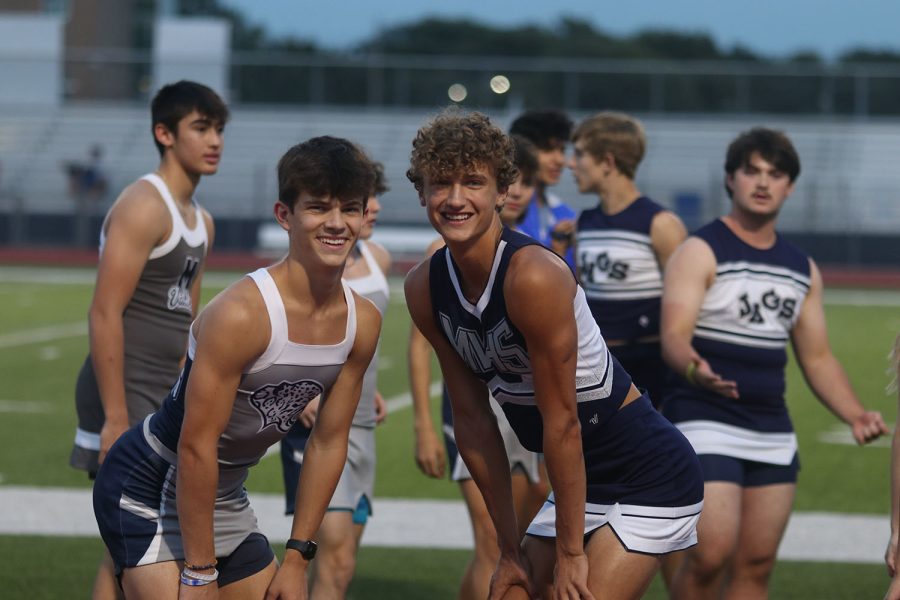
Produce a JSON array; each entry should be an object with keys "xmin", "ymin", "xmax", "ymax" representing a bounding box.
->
[{"xmin": 286, "ymin": 538, "xmax": 318, "ymax": 560}]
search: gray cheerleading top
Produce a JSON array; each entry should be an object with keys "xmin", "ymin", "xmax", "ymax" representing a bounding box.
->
[
  {"xmin": 142, "ymin": 268, "xmax": 357, "ymax": 555},
  {"xmin": 346, "ymin": 241, "xmax": 389, "ymax": 428},
  {"xmin": 71, "ymin": 173, "xmax": 208, "ymax": 470}
]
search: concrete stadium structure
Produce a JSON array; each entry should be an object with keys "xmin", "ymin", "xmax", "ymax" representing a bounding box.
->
[{"xmin": 1, "ymin": 104, "xmax": 899, "ymax": 263}]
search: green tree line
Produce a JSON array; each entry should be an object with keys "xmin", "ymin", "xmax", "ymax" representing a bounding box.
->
[{"xmin": 180, "ymin": 3, "xmax": 900, "ymax": 114}]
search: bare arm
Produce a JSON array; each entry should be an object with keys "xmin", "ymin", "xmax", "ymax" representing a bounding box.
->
[
  {"xmin": 408, "ymin": 238, "xmax": 447, "ymax": 478},
  {"xmin": 90, "ymin": 181, "xmax": 170, "ymax": 461},
  {"xmin": 790, "ymin": 260, "xmax": 887, "ymax": 443},
  {"xmin": 506, "ymin": 247, "xmax": 591, "ymax": 599},
  {"xmin": 269, "ymin": 297, "xmax": 382, "ymax": 598},
  {"xmin": 660, "ymin": 237, "xmax": 738, "ymax": 398},
  {"xmin": 177, "ymin": 280, "xmax": 269, "ymax": 574},
  {"xmin": 405, "ymin": 262, "xmax": 530, "ymax": 597},
  {"xmin": 649, "ymin": 210, "xmax": 688, "ymax": 270}
]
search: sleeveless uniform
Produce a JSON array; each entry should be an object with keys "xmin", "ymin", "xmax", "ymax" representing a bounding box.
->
[
  {"xmin": 662, "ymin": 219, "xmax": 811, "ymax": 485},
  {"xmin": 93, "ymin": 268, "xmax": 357, "ymax": 582},
  {"xmin": 435, "ymin": 226, "xmax": 542, "ymax": 484},
  {"xmin": 431, "ymin": 227, "xmax": 703, "ymax": 553},
  {"xmin": 70, "ymin": 173, "xmax": 208, "ymax": 475},
  {"xmin": 280, "ymin": 241, "xmax": 388, "ymax": 521},
  {"xmin": 576, "ymin": 196, "xmax": 670, "ymax": 407}
]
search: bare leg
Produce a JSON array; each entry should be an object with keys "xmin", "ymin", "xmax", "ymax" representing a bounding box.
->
[
  {"xmin": 309, "ymin": 510, "xmax": 365, "ymax": 600},
  {"xmin": 584, "ymin": 526, "xmax": 660, "ymax": 600},
  {"xmin": 458, "ymin": 478, "xmax": 501, "ymax": 600},
  {"xmin": 515, "ymin": 460, "xmax": 550, "ymax": 539},
  {"xmin": 120, "ymin": 561, "xmax": 181, "ymax": 600},
  {"xmin": 725, "ymin": 483, "xmax": 795, "ymax": 600},
  {"xmin": 92, "ymin": 551, "xmax": 124, "ymax": 600},
  {"xmin": 671, "ymin": 482, "xmax": 743, "ymax": 600},
  {"xmin": 659, "ymin": 549, "xmax": 686, "ymax": 592},
  {"xmin": 523, "ymin": 526, "xmax": 659, "ymax": 600}
]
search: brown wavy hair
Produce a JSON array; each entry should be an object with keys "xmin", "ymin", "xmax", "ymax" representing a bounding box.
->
[{"xmin": 407, "ymin": 110, "xmax": 518, "ymax": 193}]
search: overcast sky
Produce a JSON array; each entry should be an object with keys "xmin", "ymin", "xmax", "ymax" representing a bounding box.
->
[{"xmin": 219, "ymin": 0, "xmax": 900, "ymax": 59}]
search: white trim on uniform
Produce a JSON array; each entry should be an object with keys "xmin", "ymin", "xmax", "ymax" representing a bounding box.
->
[
  {"xmin": 74, "ymin": 427, "xmax": 100, "ymax": 451},
  {"xmin": 526, "ymin": 493, "xmax": 703, "ymax": 554},
  {"xmin": 676, "ymin": 420, "xmax": 798, "ymax": 465}
]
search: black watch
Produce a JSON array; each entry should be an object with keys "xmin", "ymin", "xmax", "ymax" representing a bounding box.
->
[{"xmin": 286, "ymin": 538, "xmax": 318, "ymax": 560}]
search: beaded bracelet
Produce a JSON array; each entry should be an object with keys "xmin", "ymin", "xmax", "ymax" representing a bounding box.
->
[{"xmin": 184, "ymin": 561, "xmax": 217, "ymax": 571}]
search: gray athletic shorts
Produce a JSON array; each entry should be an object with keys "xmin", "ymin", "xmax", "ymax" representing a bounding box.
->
[
  {"xmin": 443, "ymin": 390, "xmax": 541, "ymax": 483},
  {"xmin": 282, "ymin": 424, "xmax": 375, "ymax": 521}
]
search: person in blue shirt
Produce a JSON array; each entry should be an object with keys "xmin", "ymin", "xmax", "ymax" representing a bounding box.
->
[{"xmin": 510, "ymin": 109, "xmax": 578, "ymax": 269}]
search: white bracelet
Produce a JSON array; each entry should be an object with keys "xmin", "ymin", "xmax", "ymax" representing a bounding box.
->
[{"xmin": 181, "ymin": 567, "xmax": 219, "ymax": 586}]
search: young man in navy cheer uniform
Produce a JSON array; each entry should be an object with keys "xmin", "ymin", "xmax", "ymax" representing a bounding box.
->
[
  {"xmin": 405, "ymin": 111, "xmax": 704, "ymax": 600},
  {"xmin": 662, "ymin": 127, "xmax": 887, "ymax": 599}
]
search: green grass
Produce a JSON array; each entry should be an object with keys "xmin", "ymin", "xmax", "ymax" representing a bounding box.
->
[
  {"xmin": 0, "ymin": 536, "xmax": 891, "ymax": 600},
  {"xmin": 0, "ymin": 267, "xmax": 897, "ymax": 598}
]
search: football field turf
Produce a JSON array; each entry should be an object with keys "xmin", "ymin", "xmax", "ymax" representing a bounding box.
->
[{"xmin": 0, "ymin": 266, "xmax": 896, "ymax": 597}]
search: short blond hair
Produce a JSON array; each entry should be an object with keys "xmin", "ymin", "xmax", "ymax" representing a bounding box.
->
[{"xmin": 572, "ymin": 111, "xmax": 646, "ymax": 179}]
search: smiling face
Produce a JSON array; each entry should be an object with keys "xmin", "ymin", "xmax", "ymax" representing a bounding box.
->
[
  {"xmin": 726, "ymin": 151, "xmax": 795, "ymax": 220},
  {"xmin": 276, "ymin": 193, "xmax": 365, "ymax": 268},
  {"xmin": 419, "ymin": 163, "xmax": 506, "ymax": 244},
  {"xmin": 155, "ymin": 110, "xmax": 224, "ymax": 176}
]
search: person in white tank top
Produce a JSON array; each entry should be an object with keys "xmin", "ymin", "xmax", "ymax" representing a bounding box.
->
[
  {"xmin": 96, "ymin": 137, "xmax": 383, "ymax": 599},
  {"xmin": 282, "ymin": 161, "xmax": 392, "ymax": 598},
  {"xmin": 75, "ymin": 80, "xmax": 229, "ymax": 600}
]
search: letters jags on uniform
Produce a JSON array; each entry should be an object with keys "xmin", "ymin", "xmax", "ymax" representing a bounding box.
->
[{"xmin": 249, "ymin": 379, "xmax": 324, "ymax": 433}]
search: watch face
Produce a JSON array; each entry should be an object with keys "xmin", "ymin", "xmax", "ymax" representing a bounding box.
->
[{"xmin": 287, "ymin": 539, "xmax": 317, "ymax": 560}]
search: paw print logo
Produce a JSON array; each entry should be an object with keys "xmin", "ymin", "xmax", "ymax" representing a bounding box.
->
[{"xmin": 249, "ymin": 379, "xmax": 324, "ymax": 434}]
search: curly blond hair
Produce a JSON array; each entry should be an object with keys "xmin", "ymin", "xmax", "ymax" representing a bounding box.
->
[{"xmin": 407, "ymin": 109, "xmax": 518, "ymax": 193}]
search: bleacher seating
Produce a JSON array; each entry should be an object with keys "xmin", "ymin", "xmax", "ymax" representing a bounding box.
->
[{"xmin": 2, "ymin": 103, "xmax": 900, "ymax": 238}]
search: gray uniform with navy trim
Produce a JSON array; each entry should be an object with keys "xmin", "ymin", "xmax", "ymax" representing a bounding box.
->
[
  {"xmin": 92, "ymin": 268, "xmax": 357, "ymax": 567},
  {"xmin": 70, "ymin": 173, "xmax": 208, "ymax": 474}
]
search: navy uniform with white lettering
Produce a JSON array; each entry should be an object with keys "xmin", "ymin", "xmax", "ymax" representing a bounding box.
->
[
  {"xmin": 576, "ymin": 196, "xmax": 670, "ymax": 407},
  {"xmin": 663, "ymin": 219, "xmax": 810, "ymax": 484},
  {"xmin": 432, "ymin": 227, "xmax": 703, "ymax": 554}
]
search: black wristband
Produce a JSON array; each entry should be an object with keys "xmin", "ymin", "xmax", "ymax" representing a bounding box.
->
[{"xmin": 286, "ymin": 538, "xmax": 318, "ymax": 560}]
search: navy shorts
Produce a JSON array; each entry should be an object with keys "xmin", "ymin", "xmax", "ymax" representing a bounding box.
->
[
  {"xmin": 698, "ymin": 453, "xmax": 800, "ymax": 486},
  {"xmin": 93, "ymin": 423, "xmax": 274, "ymax": 583}
]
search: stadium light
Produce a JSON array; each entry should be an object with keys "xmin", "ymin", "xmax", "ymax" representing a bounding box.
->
[
  {"xmin": 490, "ymin": 75, "xmax": 511, "ymax": 94},
  {"xmin": 448, "ymin": 83, "xmax": 468, "ymax": 102}
]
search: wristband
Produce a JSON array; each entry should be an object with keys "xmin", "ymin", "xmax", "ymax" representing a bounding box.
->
[
  {"xmin": 685, "ymin": 361, "xmax": 698, "ymax": 385},
  {"xmin": 180, "ymin": 568, "xmax": 218, "ymax": 586}
]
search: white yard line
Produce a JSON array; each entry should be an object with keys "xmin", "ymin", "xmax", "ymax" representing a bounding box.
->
[
  {"xmin": 0, "ymin": 322, "xmax": 86, "ymax": 349},
  {"xmin": 0, "ymin": 485, "xmax": 887, "ymax": 562},
  {"xmin": 0, "ymin": 400, "xmax": 52, "ymax": 414}
]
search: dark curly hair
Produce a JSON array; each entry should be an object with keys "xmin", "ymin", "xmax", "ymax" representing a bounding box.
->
[
  {"xmin": 509, "ymin": 109, "xmax": 573, "ymax": 151},
  {"xmin": 277, "ymin": 136, "xmax": 374, "ymax": 210},
  {"xmin": 407, "ymin": 110, "xmax": 518, "ymax": 193}
]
